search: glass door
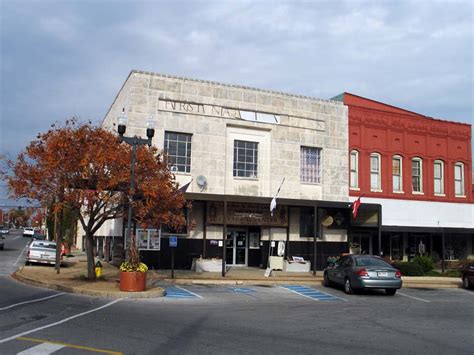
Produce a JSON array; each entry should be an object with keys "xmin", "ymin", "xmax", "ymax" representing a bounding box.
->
[
  {"xmin": 226, "ymin": 230, "xmax": 248, "ymax": 266},
  {"xmin": 349, "ymin": 233, "xmax": 372, "ymax": 255}
]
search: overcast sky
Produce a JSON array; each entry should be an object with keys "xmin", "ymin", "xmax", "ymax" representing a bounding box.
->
[{"xmin": 0, "ymin": 0, "xmax": 473, "ymax": 205}]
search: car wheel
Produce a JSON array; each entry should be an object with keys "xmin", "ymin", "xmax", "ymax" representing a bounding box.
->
[
  {"xmin": 463, "ymin": 276, "xmax": 473, "ymax": 290},
  {"xmin": 385, "ymin": 289, "xmax": 397, "ymax": 296},
  {"xmin": 344, "ymin": 278, "xmax": 353, "ymax": 294},
  {"xmin": 323, "ymin": 272, "xmax": 331, "ymax": 287}
]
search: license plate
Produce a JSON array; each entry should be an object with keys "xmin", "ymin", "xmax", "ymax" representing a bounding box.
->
[{"xmin": 378, "ymin": 272, "xmax": 388, "ymax": 277}]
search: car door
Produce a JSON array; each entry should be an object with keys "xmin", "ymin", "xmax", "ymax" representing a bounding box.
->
[{"xmin": 333, "ymin": 256, "xmax": 351, "ymax": 285}]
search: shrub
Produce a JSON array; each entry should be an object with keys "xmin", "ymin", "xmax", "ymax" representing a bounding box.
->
[
  {"xmin": 424, "ymin": 270, "xmax": 442, "ymax": 277},
  {"xmin": 413, "ymin": 256, "xmax": 434, "ymax": 273},
  {"xmin": 393, "ymin": 262, "xmax": 424, "ymax": 276},
  {"xmin": 443, "ymin": 270, "xmax": 462, "ymax": 278}
]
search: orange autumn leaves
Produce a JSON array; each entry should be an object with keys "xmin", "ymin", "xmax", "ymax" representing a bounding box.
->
[{"xmin": 5, "ymin": 119, "xmax": 187, "ymax": 236}]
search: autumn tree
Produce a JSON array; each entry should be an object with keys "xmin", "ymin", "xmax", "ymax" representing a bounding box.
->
[{"xmin": 3, "ymin": 120, "xmax": 187, "ymax": 279}]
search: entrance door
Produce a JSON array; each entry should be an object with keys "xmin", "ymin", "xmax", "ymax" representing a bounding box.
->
[
  {"xmin": 226, "ymin": 230, "xmax": 248, "ymax": 266},
  {"xmin": 349, "ymin": 233, "xmax": 372, "ymax": 255}
]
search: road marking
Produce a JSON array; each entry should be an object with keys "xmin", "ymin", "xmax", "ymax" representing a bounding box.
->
[
  {"xmin": 228, "ymin": 287, "xmax": 256, "ymax": 293},
  {"xmin": 17, "ymin": 337, "xmax": 122, "ymax": 355},
  {"xmin": 175, "ymin": 285, "xmax": 203, "ymax": 298},
  {"xmin": 0, "ymin": 298, "xmax": 122, "ymax": 344},
  {"xmin": 14, "ymin": 243, "xmax": 29, "ymax": 266},
  {"xmin": 0, "ymin": 293, "xmax": 65, "ymax": 311},
  {"xmin": 281, "ymin": 285, "xmax": 347, "ymax": 301},
  {"xmin": 398, "ymin": 292, "xmax": 430, "ymax": 303},
  {"xmin": 16, "ymin": 341, "xmax": 65, "ymax": 354},
  {"xmin": 13, "ymin": 236, "xmax": 22, "ymax": 240},
  {"xmin": 445, "ymin": 288, "xmax": 474, "ymax": 296},
  {"xmin": 165, "ymin": 286, "xmax": 202, "ymax": 299}
]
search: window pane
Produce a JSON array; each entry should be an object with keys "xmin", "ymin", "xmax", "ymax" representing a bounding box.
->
[
  {"xmin": 301, "ymin": 147, "xmax": 321, "ymax": 183},
  {"xmin": 233, "ymin": 140, "xmax": 258, "ymax": 178},
  {"xmin": 165, "ymin": 131, "xmax": 192, "ymax": 173}
]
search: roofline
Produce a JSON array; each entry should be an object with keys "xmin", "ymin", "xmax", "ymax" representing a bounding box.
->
[
  {"xmin": 102, "ymin": 70, "xmax": 135, "ymax": 126},
  {"xmin": 340, "ymin": 92, "xmax": 472, "ymax": 127},
  {"xmin": 102, "ymin": 70, "xmax": 345, "ymax": 124}
]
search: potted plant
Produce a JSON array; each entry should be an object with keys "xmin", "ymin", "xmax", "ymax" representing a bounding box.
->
[{"xmin": 119, "ymin": 234, "xmax": 148, "ymax": 292}]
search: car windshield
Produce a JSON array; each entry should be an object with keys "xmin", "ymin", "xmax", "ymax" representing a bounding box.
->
[
  {"xmin": 355, "ymin": 257, "xmax": 391, "ymax": 268},
  {"xmin": 32, "ymin": 242, "xmax": 56, "ymax": 249}
]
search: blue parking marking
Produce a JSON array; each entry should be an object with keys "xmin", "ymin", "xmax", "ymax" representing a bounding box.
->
[
  {"xmin": 281, "ymin": 285, "xmax": 346, "ymax": 301},
  {"xmin": 165, "ymin": 286, "xmax": 202, "ymax": 299},
  {"xmin": 228, "ymin": 287, "xmax": 256, "ymax": 294}
]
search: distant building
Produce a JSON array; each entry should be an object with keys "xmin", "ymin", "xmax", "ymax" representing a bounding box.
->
[{"xmin": 334, "ymin": 93, "xmax": 473, "ymax": 265}]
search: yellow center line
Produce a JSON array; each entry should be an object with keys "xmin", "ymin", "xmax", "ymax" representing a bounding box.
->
[{"xmin": 17, "ymin": 337, "xmax": 123, "ymax": 355}]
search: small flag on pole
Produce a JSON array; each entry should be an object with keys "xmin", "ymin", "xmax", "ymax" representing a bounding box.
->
[
  {"xmin": 351, "ymin": 196, "xmax": 361, "ymax": 219},
  {"xmin": 178, "ymin": 180, "xmax": 192, "ymax": 194},
  {"xmin": 270, "ymin": 178, "xmax": 285, "ymax": 216}
]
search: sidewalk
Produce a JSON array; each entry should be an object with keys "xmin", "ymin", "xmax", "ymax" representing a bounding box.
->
[{"xmin": 12, "ymin": 254, "xmax": 462, "ymax": 298}]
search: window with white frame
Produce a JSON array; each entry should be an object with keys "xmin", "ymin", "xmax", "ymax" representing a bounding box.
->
[
  {"xmin": 233, "ymin": 140, "xmax": 258, "ymax": 178},
  {"xmin": 412, "ymin": 158, "xmax": 423, "ymax": 193},
  {"xmin": 350, "ymin": 150, "xmax": 359, "ymax": 189},
  {"xmin": 454, "ymin": 162, "xmax": 465, "ymax": 196},
  {"xmin": 164, "ymin": 131, "xmax": 192, "ymax": 173},
  {"xmin": 301, "ymin": 146, "xmax": 321, "ymax": 183},
  {"xmin": 433, "ymin": 160, "xmax": 444, "ymax": 195},
  {"xmin": 392, "ymin": 155, "xmax": 403, "ymax": 192},
  {"xmin": 370, "ymin": 153, "xmax": 381, "ymax": 191}
]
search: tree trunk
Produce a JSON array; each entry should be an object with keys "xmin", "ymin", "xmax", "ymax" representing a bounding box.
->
[{"xmin": 85, "ymin": 232, "xmax": 96, "ymax": 280}]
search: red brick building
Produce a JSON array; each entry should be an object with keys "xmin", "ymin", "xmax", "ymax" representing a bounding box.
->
[{"xmin": 334, "ymin": 93, "xmax": 473, "ymax": 264}]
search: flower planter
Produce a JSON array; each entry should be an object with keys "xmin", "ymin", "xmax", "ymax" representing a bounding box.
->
[{"xmin": 119, "ymin": 271, "xmax": 147, "ymax": 292}]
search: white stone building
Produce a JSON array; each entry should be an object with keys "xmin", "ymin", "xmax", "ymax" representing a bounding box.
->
[{"xmin": 95, "ymin": 70, "xmax": 357, "ymax": 271}]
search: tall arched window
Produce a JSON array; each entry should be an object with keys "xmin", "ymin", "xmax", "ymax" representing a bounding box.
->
[
  {"xmin": 392, "ymin": 155, "xmax": 403, "ymax": 193},
  {"xmin": 370, "ymin": 153, "xmax": 381, "ymax": 191},
  {"xmin": 412, "ymin": 157, "xmax": 423, "ymax": 193},
  {"xmin": 350, "ymin": 150, "xmax": 359, "ymax": 189},
  {"xmin": 454, "ymin": 162, "xmax": 465, "ymax": 197},
  {"xmin": 433, "ymin": 160, "xmax": 444, "ymax": 195}
]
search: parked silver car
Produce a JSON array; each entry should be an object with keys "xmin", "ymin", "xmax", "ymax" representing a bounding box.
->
[
  {"xmin": 26, "ymin": 240, "xmax": 59, "ymax": 265},
  {"xmin": 323, "ymin": 255, "xmax": 402, "ymax": 295}
]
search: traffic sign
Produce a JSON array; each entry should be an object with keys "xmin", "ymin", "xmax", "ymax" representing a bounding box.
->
[{"xmin": 169, "ymin": 236, "xmax": 178, "ymax": 248}]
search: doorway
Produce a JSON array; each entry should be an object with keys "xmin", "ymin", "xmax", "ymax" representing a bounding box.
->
[
  {"xmin": 226, "ymin": 229, "xmax": 248, "ymax": 266},
  {"xmin": 349, "ymin": 233, "xmax": 372, "ymax": 255}
]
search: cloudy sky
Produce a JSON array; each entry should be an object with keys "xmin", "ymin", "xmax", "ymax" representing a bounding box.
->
[{"xmin": 0, "ymin": 0, "xmax": 472, "ymax": 205}]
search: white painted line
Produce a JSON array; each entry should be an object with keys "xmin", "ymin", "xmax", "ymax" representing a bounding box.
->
[
  {"xmin": 398, "ymin": 292, "xmax": 431, "ymax": 303},
  {"xmin": 280, "ymin": 286, "xmax": 319, "ymax": 301},
  {"xmin": 13, "ymin": 236, "xmax": 21, "ymax": 240},
  {"xmin": 445, "ymin": 288, "xmax": 474, "ymax": 296},
  {"xmin": 175, "ymin": 285, "xmax": 203, "ymax": 299},
  {"xmin": 14, "ymin": 243, "xmax": 29, "ymax": 266},
  {"xmin": 0, "ymin": 298, "xmax": 122, "ymax": 344},
  {"xmin": 17, "ymin": 342, "xmax": 65, "ymax": 354},
  {"xmin": 0, "ymin": 293, "xmax": 65, "ymax": 311},
  {"xmin": 313, "ymin": 288, "xmax": 348, "ymax": 302}
]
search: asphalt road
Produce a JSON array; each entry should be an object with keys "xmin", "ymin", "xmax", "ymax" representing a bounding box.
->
[{"xmin": 1, "ymin": 230, "xmax": 473, "ymax": 355}]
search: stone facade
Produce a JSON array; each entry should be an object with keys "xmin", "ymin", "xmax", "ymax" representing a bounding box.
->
[{"xmin": 103, "ymin": 71, "xmax": 349, "ymax": 203}]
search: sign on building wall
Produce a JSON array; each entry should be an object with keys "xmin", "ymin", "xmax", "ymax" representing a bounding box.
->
[
  {"xmin": 136, "ymin": 229, "xmax": 161, "ymax": 251},
  {"xmin": 207, "ymin": 202, "xmax": 288, "ymax": 227}
]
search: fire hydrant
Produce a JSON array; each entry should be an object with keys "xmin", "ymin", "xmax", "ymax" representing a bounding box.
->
[{"xmin": 95, "ymin": 260, "xmax": 103, "ymax": 278}]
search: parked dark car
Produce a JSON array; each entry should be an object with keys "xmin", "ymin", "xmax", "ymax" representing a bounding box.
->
[
  {"xmin": 32, "ymin": 232, "xmax": 46, "ymax": 240},
  {"xmin": 323, "ymin": 254, "xmax": 402, "ymax": 295},
  {"xmin": 0, "ymin": 235, "xmax": 5, "ymax": 250},
  {"xmin": 462, "ymin": 263, "xmax": 474, "ymax": 290}
]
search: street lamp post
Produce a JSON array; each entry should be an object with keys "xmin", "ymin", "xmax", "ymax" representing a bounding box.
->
[{"xmin": 117, "ymin": 109, "xmax": 155, "ymax": 250}]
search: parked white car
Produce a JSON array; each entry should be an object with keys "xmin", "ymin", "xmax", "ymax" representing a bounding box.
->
[
  {"xmin": 23, "ymin": 227, "xmax": 35, "ymax": 237},
  {"xmin": 26, "ymin": 240, "xmax": 60, "ymax": 265}
]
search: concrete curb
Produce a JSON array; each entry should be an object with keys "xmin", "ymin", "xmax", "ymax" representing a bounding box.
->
[{"xmin": 12, "ymin": 272, "xmax": 166, "ymax": 298}]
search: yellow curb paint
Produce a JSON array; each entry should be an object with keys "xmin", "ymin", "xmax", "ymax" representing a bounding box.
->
[{"xmin": 17, "ymin": 337, "xmax": 123, "ymax": 355}]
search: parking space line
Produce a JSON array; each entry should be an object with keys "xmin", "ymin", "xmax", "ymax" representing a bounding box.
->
[
  {"xmin": 17, "ymin": 337, "xmax": 122, "ymax": 355},
  {"xmin": 398, "ymin": 292, "xmax": 430, "ymax": 303},
  {"xmin": 0, "ymin": 299, "xmax": 122, "ymax": 344},
  {"xmin": 0, "ymin": 293, "xmax": 65, "ymax": 311},
  {"xmin": 165, "ymin": 286, "xmax": 202, "ymax": 299},
  {"xmin": 281, "ymin": 285, "xmax": 347, "ymax": 301},
  {"xmin": 16, "ymin": 341, "xmax": 65, "ymax": 354}
]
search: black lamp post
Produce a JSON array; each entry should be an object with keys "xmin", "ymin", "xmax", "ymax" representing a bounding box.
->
[{"xmin": 117, "ymin": 109, "xmax": 155, "ymax": 250}]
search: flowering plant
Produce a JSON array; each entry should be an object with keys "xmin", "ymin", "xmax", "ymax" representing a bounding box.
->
[
  {"xmin": 120, "ymin": 234, "xmax": 148, "ymax": 273},
  {"xmin": 120, "ymin": 261, "xmax": 148, "ymax": 272}
]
